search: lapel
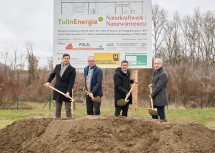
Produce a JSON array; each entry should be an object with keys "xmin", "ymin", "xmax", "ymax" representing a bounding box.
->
[
  {"xmin": 91, "ymin": 66, "xmax": 96, "ymax": 78},
  {"xmin": 61, "ymin": 65, "xmax": 70, "ymax": 78},
  {"xmin": 56, "ymin": 64, "xmax": 61, "ymax": 77},
  {"xmin": 120, "ymin": 69, "xmax": 129, "ymax": 79},
  {"xmin": 153, "ymin": 67, "xmax": 163, "ymax": 82},
  {"xmin": 57, "ymin": 64, "xmax": 71, "ymax": 78}
]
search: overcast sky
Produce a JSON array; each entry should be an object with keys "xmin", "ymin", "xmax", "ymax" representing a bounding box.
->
[{"xmin": 0, "ymin": 0, "xmax": 214, "ymax": 67}]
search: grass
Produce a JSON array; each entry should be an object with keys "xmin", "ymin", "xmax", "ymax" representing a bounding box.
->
[
  {"xmin": 0, "ymin": 109, "xmax": 54, "ymax": 129},
  {"xmin": 165, "ymin": 109, "xmax": 215, "ymax": 129},
  {"xmin": 0, "ymin": 102, "xmax": 215, "ymax": 130}
]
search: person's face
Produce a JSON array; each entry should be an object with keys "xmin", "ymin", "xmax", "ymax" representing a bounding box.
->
[
  {"xmin": 121, "ymin": 62, "xmax": 128, "ymax": 71},
  {"xmin": 62, "ymin": 56, "xmax": 70, "ymax": 65},
  {"xmin": 88, "ymin": 57, "xmax": 96, "ymax": 67},
  {"xmin": 154, "ymin": 60, "xmax": 162, "ymax": 70}
]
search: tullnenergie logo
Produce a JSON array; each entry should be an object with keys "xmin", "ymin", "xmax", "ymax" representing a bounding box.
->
[{"xmin": 58, "ymin": 17, "xmax": 103, "ymax": 26}]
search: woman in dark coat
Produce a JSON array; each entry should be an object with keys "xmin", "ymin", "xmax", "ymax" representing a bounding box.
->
[{"xmin": 114, "ymin": 60, "xmax": 134, "ymax": 117}]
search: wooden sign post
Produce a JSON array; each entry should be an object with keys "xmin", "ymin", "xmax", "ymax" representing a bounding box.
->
[{"xmin": 131, "ymin": 69, "xmax": 138, "ymax": 115}]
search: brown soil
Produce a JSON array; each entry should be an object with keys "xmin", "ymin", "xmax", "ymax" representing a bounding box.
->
[{"xmin": 0, "ymin": 116, "xmax": 215, "ymax": 153}]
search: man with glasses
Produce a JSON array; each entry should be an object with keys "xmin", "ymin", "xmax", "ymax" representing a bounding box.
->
[{"xmin": 83, "ymin": 56, "xmax": 103, "ymax": 115}]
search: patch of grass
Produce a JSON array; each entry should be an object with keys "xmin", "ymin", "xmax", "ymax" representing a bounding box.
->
[
  {"xmin": 166, "ymin": 109, "xmax": 215, "ymax": 129},
  {"xmin": 0, "ymin": 109, "xmax": 54, "ymax": 129}
]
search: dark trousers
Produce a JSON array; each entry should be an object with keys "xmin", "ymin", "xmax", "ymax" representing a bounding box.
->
[
  {"xmin": 86, "ymin": 96, "xmax": 101, "ymax": 115},
  {"xmin": 152, "ymin": 106, "xmax": 166, "ymax": 120},
  {"xmin": 55, "ymin": 101, "xmax": 71, "ymax": 118},
  {"xmin": 115, "ymin": 103, "xmax": 129, "ymax": 117}
]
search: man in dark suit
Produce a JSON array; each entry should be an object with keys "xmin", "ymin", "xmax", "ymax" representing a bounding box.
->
[
  {"xmin": 149, "ymin": 58, "xmax": 168, "ymax": 122},
  {"xmin": 44, "ymin": 53, "xmax": 76, "ymax": 119},
  {"xmin": 83, "ymin": 56, "xmax": 103, "ymax": 115},
  {"xmin": 114, "ymin": 60, "xmax": 135, "ymax": 117}
]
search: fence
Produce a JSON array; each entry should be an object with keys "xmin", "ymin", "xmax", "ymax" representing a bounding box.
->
[{"xmin": 1, "ymin": 94, "xmax": 214, "ymax": 109}]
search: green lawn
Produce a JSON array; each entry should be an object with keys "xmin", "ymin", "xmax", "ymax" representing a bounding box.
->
[
  {"xmin": 0, "ymin": 102, "xmax": 215, "ymax": 130},
  {"xmin": 0, "ymin": 109, "xmax": 54, "ymax": 129}
]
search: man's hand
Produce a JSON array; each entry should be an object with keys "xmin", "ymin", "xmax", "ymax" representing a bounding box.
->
[
  {"xmin": 65, "ymin": 92, "xmax": 70, "ymax": 98},
  {"xmin": 134, "ymin": 79, "xmax": 138, "ymax": 84},
  {"xmin": 44, "ymin": 82, "xmax": 51, "ymax": 87},
  {"xmin": 148, "ymin": 84, "xmax": 152, "ymax": 87},
  {"xmin": 83, "ymin": 87, "xmax": 86, "ymax": 92},
  {"xmin": 89, "ymin": 93, "xmax": 93, "ymax": 98}
]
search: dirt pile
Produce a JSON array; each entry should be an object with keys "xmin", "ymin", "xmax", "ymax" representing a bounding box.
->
[{"xmin": 0, "ymin": 117, "xmax": 215, "ymax": 153}]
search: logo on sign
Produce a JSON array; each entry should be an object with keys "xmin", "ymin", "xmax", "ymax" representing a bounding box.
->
[{"xmin": 113, "ymin": 54, "xmax": 119, "ymax": 61}]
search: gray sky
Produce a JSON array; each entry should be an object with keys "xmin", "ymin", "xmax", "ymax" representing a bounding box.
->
[
  {"xmin": 0, "ymin": 0, "xmax": 53, "ymax": 67},
  {"xmin": 0, "ymin": 0, "xmax": 214, "ymax": 67},
  {"xmin": 153, "ymin": 0, "xmax": 215, "ymax": 16}
]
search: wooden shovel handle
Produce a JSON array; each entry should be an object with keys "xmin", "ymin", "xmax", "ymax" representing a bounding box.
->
[
  {"xmin": 84, "ymin": 89, "xmax": 94, "ymax": 98},
  {"xmin": 149, "ymin": 86, "xmax": 154, "ymax": 109},
  {"xmin": 125, "ymin": 83, "xmax": 136, "ymax": 101},
  {"xmin": 47, "ymin": 85, "xmax": 74, "ymax": 101}
]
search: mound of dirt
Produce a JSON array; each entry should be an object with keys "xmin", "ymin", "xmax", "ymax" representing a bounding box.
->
[{"xmin": 0, "ymin": 117, "xmax": 215, "ymax": 153}]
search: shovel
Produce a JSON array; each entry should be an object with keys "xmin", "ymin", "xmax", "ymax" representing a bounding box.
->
[
  {"xmin": 117, "ymin": 83, "xmax": 136, "ymax": 106},
  {"xmin": 85, "ymin": 89, "xmax": 101, "ymax": 102},
  {"xmin": 149, "ymin": 86, "xmax": 158, "ymax": 115},
  {"xmin": 46, "ymin": 85, "xmax": 75, "ymax": 102}
]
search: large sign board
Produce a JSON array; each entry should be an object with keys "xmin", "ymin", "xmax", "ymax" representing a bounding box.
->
[{"xmin": 54, "ymin": 0, "xmax": 152, "ymax": 68}]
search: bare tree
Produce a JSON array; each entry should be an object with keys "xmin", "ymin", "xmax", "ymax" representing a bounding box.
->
[
  {"xmin": 26, "ymin": 42, "xmax": 38, "ymax": 85},
  {"xmin": 47, "ymin": 57, "xmax": 53, "ymax": 71},
  {"xmin": 199, "ymin": 11, "xmax": 215, "ymax": 75},
  {"xmin": 1, "ymin": 51, "xmax": 9, "ymax": 79},
  {"xmin": 162, "ymin": 12, "xmax": 183, "ymax": 64},
  {"xmin": 182, "ymin": 8, "xmax": 202, "ymax": 65},
  {"xmin": 152, "ymin": 4, "xmax": 168, "ymax": 56}
]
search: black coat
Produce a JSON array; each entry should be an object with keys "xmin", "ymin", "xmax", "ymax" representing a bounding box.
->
[
  {"xmin": 47, "ymin": 64, "xmax": 76, "ymax": 102},
  {"xmin": 151, "ymin": 67, "xmax": 168, "ymax": 106},
  {"xmin": 114, "ymin": 67, "xmax": 133, "ymax": 107}
]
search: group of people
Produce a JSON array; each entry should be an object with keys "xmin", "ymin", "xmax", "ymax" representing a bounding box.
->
[{"xmin": 44, "ymin": 53, "xmax": 168, "ymax": 122}]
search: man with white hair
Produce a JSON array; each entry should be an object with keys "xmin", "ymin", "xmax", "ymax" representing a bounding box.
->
[
  {"xmin": 149, "ymin": 58, "xmax": 168, "ymax": 122},
  {"xmin": 83, "ymin": 56, "xmax": 103, "ymax": 115}
]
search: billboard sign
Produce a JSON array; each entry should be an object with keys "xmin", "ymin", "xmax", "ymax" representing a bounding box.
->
[{"xmin": 54, "ymin": 0, "xmax": 152, "ymax": 68}]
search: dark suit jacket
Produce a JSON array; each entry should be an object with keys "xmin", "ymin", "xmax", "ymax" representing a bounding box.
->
[
  {"xmin": 114, "ymin": 67, "xmax": 134, "ymax": 107},
  {"xmin": 84, "ymin": 65, "xmax": 103, "ymax": 97},
  {"xmin": 47, "ymin": 64, "xmax": 76, "ymax": 102},
  {"xmin": 151, "ymin": 67, "xmax": 168, "ymax": 106}
]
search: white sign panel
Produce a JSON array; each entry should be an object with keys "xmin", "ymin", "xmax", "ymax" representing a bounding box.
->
[{"xmin": 54, "ymin": 0, "xmax": 152, "ymax": 68}]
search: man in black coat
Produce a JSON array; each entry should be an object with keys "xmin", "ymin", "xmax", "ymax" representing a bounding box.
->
[
  {"xmin": 114, "ymin": 60, "xmax": 134, "ymax": 117},
  {"xmin": 83, "ymin": 56, "xmax": 103, "ymax": 115},
  {"xmin": 149, "ymin": 58, "xmax": 168, "ymax": 122},
  {"xmin": 44, "ymin": 53, "xmax": 76, "ymax": 119}
]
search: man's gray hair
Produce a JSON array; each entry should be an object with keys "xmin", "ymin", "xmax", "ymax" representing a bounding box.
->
[
  {"xmin": 154, "ymin": 58, "xmax": 163, "ymax": 65},
  {"xmin": 88, "ymin": 56, "xmax": 95, "ymax": 59},
  {"xmin": 88, "ymin": 56, "xmax": 96, "ymax": 60}
]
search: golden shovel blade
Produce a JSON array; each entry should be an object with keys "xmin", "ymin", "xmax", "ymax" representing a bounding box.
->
[
  {"xmin": 117, "ymin": 99, "xmax": 129, "ymax": 106},
  {"xmin": 149, "ymin": 108, "xmax": 158, "ymax": 115},
  {"xmin": 92, "ymin": 96, "xmax": 101, "ymax": 102}
]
